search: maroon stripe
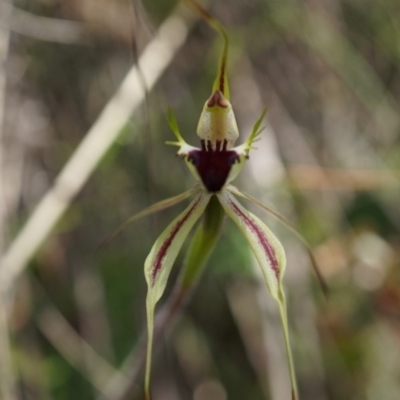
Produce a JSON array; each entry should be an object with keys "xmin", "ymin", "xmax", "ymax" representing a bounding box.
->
[
  {"xmin": 219, "ymin": 64, "xmax": 225, "ymax": 94},
  {"xmin": 151, "ymin": 197, "xmax": 202, "ymax": 285},
  {"xmin": 229, "ymin": 200, "xmax": 280, "ymax": 279}
]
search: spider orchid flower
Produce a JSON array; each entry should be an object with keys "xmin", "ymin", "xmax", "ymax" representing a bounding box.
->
[
  {"xmin": 101, "ymin": 3, "xmax": 325, "ymax": 399},
  {"xmin": 142, "ymin": 86, "xmax": 299, "ymax": 399}
]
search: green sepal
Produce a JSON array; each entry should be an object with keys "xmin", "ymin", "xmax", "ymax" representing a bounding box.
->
[
  {"xmin": 217, "ymin": 190, "xmax": 298, "ymax": 399},
  {"xmin": 166, "ymin": 107, "xmax": 184, "ymax": 145},
  {"xmin": 144, "ymin": 191, "xmax": 211, "ymax": 399}
]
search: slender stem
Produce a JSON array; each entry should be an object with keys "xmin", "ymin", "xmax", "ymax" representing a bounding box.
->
[
  {"xmin": 0, "ymin": 300, "xmax": 17, "ymax": 400},
  {"xmin": 0, "ymin": 1, "xmax": 17, "ymax": 398},
  {"xmin": 180, "ymin": 195, "xmax": 225, "ymax": 287}
]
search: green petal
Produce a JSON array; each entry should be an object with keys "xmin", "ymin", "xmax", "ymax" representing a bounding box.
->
[
  {"xmin": 224, "ymin": 110, "xmax": 267, "ymax": 187},
  {"xmin": 144, "ymin": 191, "xmax": 211, "ymax": 399},
  {"xmin": 217, "ymin": 190, "xmax": 298, "ymax": 400},
  {"xmin": 217, "ymin": 190, "xmax": 285, "ymax": 298},
  {"xmin": 98, "ymin": 188, "xmax": 197, "ymax": 250},
  {"xmin": 228, "ymin": 184, "xmax": 328, "ymax": 296}
]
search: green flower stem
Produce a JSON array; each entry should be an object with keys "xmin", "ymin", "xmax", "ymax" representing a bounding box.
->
[{"xmin": 180, "ymin": 195, "xmax": 225, "ymax": 288}]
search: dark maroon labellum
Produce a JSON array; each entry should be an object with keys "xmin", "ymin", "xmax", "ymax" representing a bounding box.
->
[{"xmin": 188, "ymin": 140, "xmax": 239, "ymax": 192}]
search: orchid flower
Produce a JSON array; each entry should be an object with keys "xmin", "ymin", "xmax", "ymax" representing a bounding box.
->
[
  {"xmin": 146, "ymin": 64, "xmax": 300, "ymax": 398},
  {"xmin": 104, "ymin": 2, "xmax": 325, "ymax": 399},
  {"xmin": 145, "ymin": 92, "xmax": 301, "ymax": 398}
]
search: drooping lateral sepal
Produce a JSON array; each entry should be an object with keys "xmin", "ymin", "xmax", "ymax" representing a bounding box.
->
[
  {"xmin": 227, "ymin": 184, "xmax": 328, "ymax": 296},
  {"xmin": 278, "ymin": 289, "xmax": 299, "ymax": 400},
  {"xmin": 144, "ymin": 190, "xmax": 211, "ymax": 398},
  {"xmin": 217, "ymin": 190, "xmax": 298, "ymax": 399},
  {"xmin": 217, "ymin": 190, "xmax": 285, "ymax": 299},
  {"xmin": 144, "ymin": 190, "xmax": 211, "ymax": 295}
]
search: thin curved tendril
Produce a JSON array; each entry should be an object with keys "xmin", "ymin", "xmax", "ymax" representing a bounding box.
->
[
  {"xmin": 183, "ymin": 0, "xmax": 229, "ymax": 98},
  {"xmin": 228, "ymin": 185, "xmax": 328, "ymax": 296},
  {"xmin": 278, "ymin": 288, "xmax": 299, "ymax": 400},
  {"xmin": 98, "ymin": 187, "xmax": 198, "ymax": 250}
]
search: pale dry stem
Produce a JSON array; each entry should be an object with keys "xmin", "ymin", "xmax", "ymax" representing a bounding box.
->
[
  {"xmin": 97, "ymin": 283, "xmax": 192, "ymax": 400},
  {"xmin": 37, "ymin": 306, "xmax": 129, "ymax": 396},
  {"xmin": 1, "ymin": 3, "xmax": 90, "ymax": 44},
  {"xmin": 0, "ymin": 4, "xmax": 194, "ymax": 294},
  {"xmin": 0, "ymin": 2, "xmax": 17, "ymax": 398}
]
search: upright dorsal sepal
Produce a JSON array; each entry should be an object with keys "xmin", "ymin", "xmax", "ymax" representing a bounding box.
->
[
  {"xmin": 196, "ymin": 90, "xmax": 239, "ymax": 149},
  {"xmin": 183, "ymin": 0, "xmax": 235, "ymax": 150}
]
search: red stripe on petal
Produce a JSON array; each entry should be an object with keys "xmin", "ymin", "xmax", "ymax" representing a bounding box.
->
[
  {"xmin": 151, "ymin": 197, "xmax": 202, "ymax": 285},
  {"xmin": 229, "ymin": 200, "xmax": 280, "ymax": 279}
]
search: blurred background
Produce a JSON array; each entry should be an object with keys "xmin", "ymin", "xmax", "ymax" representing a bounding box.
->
[{"xmin": 0, "ymin": 0, "xmax": 400, "ymax": 399}]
